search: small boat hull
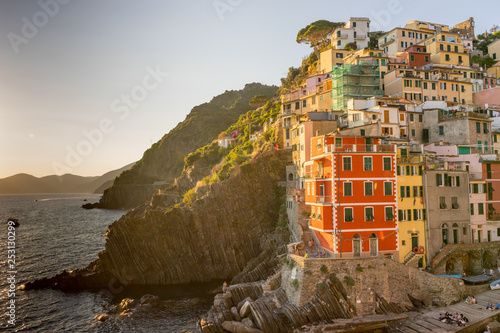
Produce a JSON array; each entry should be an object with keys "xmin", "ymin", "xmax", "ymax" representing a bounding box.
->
[{"xmin": 490, "ymin": 279, "xmax": 500, "ymax": 290}]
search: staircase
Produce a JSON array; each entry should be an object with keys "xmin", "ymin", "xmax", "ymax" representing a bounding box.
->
[{"xmin": 403, "ymin": 250, "xmax": 417, "ymax": 265}]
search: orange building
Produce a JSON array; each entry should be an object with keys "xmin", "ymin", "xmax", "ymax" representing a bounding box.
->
[{"xmin": 304, "ymin": 135, "xmax": 399, "ymax": 259}]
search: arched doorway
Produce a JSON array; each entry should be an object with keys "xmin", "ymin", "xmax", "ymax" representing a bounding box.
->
[
  {"xmin": 442, "ymin": 223, "xmax": 449, "ymax": 246},
  {"xmin": 369, "ymin": 233, "xmax": 378, "ymax": 257},
  {"xmin": 353, "ymin": 234, "xmax": 361, "ymax": 257}
]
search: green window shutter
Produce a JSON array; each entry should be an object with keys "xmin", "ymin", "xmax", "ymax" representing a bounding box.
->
[
  {"xmin": 413, "ymin": 209, "xmax": 418, "ymax": 219},
  {"xmin": 406, "ymin": 166, "xmax": 410, "ymax": 175},
  {"xmin": 398, "ymin": 210, "xmax": 403, "ymax": 221},
  {"xmin": 444, "ymin": 173, "xmax": 449, "ymax": 186},
  {"xmin": 407, "ymin": 209, "xmax": 412, "ymax": 220},
  {"xmin": 483, "ymin": 184, "xmax": 487, "ymax": 193},
  {"xmin": 423, "ymin": 209, "xmax": 426, "ymax": 220},
  {"xmin": 419, "ymin": 186, "xmax": 423, "ymax": 197},
  {"xmin": 456, "ymin": 176, "xmax": 460, "ymax": 187},
  {"xmin": 397, "ymin": 166, "xmax": 400, "ymax": 175},
  {"xmin": 400, "ymin": 186, "xmax": 405, "ymax": 197},
  {"xmin": 436, "ymin": 173, "xmax": 441, "ymax": 186},
  {"xmin": 406, "ymin": 186, "xmax": 411, "ymax": 197},
  {"xmin": 419, "ymin": 166, "xmax": 422, "ymax": 175}
]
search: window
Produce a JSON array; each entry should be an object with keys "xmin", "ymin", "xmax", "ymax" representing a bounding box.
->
[
  {"xmin": 344, "ymin": 207, "xmax": 353, "ymax": 222},
  {"xmin": 476, "ymin": 122, "xmax": 481, "ymax": 133},
  {"xmin": 385, "ymin": 207, "xmax": 394, "ymax": 221},
  {"xmin": 423, "ymin": 82, "xmax": 428, "ymax": 89},
  {"xmin": 439, "ymin": 126, "xmax": 444, "ymax": 135},
  {"xmin": 398, "ymin": 209, "xmax": 407, "ymax": 221},
  {"xmin": 439, "ymin": 196, "xmax": 446, "ymax": 209},
  {"xmin": 436, "ymin": 173, "xmax": 443, "ymax": 186},
  {"xmin": 440, "ymin": 44, "xmax": 444, "ymax": 51},
  {"xmin": 384, "ymin": 181, "xmax": 392, "ymax": 195},
  {"xmin": 402, "ymin": 30, "xmax": 405, "ymax": 37},
  {"xmin": 383, "ymin": 157, "xmax": 391, "ymax": 171},
  {"xmin": 413, "ymin": 209, "xmax": 422, "ymax": 220},
  {"xmin": 494, "ymin": 134, "xmax": 498, "ymax": 143},
  {"xmin": 484, "ymin": 123, "xmax": 489, "ymax": 134},
  {"xmin": 452, "ymin": 197, "xmax": 459, "ymax": 209},
  {"xmin": 400, "ymin": 186, "xmax": 410, "ymax": 198},
  {"xmin": 352, "ymin": 22, "xmax": 356, "ymax": 27},
  {"xmin": 478, "ymin": 203, "xmax": 484, "ymax": 215},
  {"xmin": 410, "ymin": 55, "xmax": 414, "ymax": 61},
  {"xmin": 303, "ymin": 100, "xmax": 306, "ymax": 107},
  {"xmin": 335, "ymin": 138, "xmax": 342, "ymax": 148},
  {"xmin": 343, "ymin": 157, "xmax": 352, "ymax": 171},
  {"xmin": 365, "ymin": 182, "xmax": 373, "ymax": 196},
  {"xmin": 411, "ymin": 129, "xmax": 416, "ymax": 137},
  {"xmin": 336, "ymin": 52, "xmax": 343, "ymax": 58},
  {"xmin": 337, "ymin": 40, "xmax": 341, "ymax": 46},
  {"xmin": 344, "ymin": 182, "xmax": 352, "ymax": 196},
  {"xmin": 409, "ymin": 114, "xmax": 414, "ymax": 122},
  {"xmin": 425, "ymin": 55, "xmax": 429, "ymax": 62},
  {"xmin": 432, "ymin": 83, "xmax": 436, "ymax": 90},
  {"xmin": 360, "ymin": 129, "xmax": 365, "ymax": 136},
  {"xmin": 419, "ymin": 114, "xmax": 423, "ymax": 122},
  {"xmin": 471, "ymin": 203, "xmax": 474, "ymax": 215},
  {"xmin": 445, "ymin": 54, "xmax": 450, "ymax": 61},
  {"xmin": 365, "ymin": 207, "xmax": 374, "ymax": 221},
  {"xmin": 440, "ymin": 82, "xmax": 447, "ymax": 90},
  {"xmin": 364, "ymin": 157, "xmax": 372, "ymax": 171}
]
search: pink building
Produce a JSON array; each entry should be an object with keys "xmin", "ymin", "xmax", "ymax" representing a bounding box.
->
[{"xmin": 474, "ymin": 87, "xmax": 500, "ymax": 109}]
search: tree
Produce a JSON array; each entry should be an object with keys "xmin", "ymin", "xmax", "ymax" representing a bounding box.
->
[
  {"xmin": 249, "ymin": 95, "xmax": 269, "ymax": 108},
  {"xmin": 296, "ymin": 20, "xmax": 345, "ymax": 56},
  {"xmin": 344, "ymin": 42, "xmax": 357, "ymax": 51},
  {"xmin": 471, "ymin": 55, "xmax": 497, "ymax": 68},
  {"xmin": 368, "ymin": 31, "xmax": 385, "ymax": 49}
]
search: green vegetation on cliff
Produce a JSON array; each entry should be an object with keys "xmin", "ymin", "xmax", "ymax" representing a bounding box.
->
[{"xmin": 99, "ymin": 83, "xmax": 278, "ymax": 209}]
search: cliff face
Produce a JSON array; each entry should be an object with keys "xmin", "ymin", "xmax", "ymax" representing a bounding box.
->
[
  {"xmin": 97, "ymin": 149, "xmax": 290, "ymax": 286},
  {"xmin": 99, "ymin": 83, "xmax": 278, "ymax": 209}
]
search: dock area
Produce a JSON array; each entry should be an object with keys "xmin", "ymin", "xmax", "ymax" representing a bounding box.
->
[{"xmin": 389, "ymin": 289, "xmax": 500, "ymax": 332}]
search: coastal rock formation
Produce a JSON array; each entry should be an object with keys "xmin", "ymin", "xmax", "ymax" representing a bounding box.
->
[
  {"xmin": 25, "ymin": 149, "xmax": 291, "ymax": 291},
  {"xmin": 98, "ymin": 83, "xmax": 278, "ymax": 209}
]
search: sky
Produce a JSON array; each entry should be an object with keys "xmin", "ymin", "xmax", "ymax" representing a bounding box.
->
[{"xmin": 0, "ymin": 0, "xmax": 498, "ymax": 178}]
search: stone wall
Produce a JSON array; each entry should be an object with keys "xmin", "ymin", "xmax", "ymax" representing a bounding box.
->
[
  {"xmin": 282, "ymin": 255, "xmax": 467, "ymax": 314},
  {"xmin": 431, "ymin": 241, "xmax": 500, "ymax": 276}
]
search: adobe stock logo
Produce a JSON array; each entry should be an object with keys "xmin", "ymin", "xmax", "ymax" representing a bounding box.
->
[
  {"xmin": 7, "ymin": 0, "xmax": 71, "ymax": 54},
  {"xmin": 51, "ymin": 64, "xmax": 169, "ymax": 177},
  {"xmin": 213, "ymin": 0, "xmax": 243, "ymax": 21}
]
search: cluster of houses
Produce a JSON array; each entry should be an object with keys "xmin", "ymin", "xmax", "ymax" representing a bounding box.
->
[{"xmin": 282, "ymin": 17, "xmax": 500, "ymax": 268}]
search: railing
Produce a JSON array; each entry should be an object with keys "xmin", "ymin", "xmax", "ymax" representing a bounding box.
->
[
  {"xmin": 397, "ymin": 155, "xmax": 423, "ymax": 164},
  {"xmin": 438, "ymin": 111, "xmax": 490, "ymax": 121},
  {"xmin": 336, "ymin": 34, "xmax": 349, "ymax": 39},
  {"xmin": 488, "ymin": 213, "xmax": 500, "ymax": 221},
  {"xmin": 355, "ymin": 34, "xmax": 366, "ymax": 40},
  {"xmin": 315, "ymin": 195, "xmax": 332, "ymax": 204},
  {"xmin": 324, "ymin": 144, "xmax": 396, "ymax": 153},
  {"xmin": 380, "ymin": 37, "xmax": 395, "ymax": 46}
]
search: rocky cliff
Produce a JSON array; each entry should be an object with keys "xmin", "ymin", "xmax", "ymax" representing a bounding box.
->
[
  {"xmin": 99, "ymin": 83, "xmax": 278, "ymax": 209},
  {"xmin": 24, "ymin": 148, "xmax": 291, "ymax": 291}
]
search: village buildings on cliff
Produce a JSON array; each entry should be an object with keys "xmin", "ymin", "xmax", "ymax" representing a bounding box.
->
[{"xmin": 282, "ymin": 16, "xmax": 500, "ymax": 271}]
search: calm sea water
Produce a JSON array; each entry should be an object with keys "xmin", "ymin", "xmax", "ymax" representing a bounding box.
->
[{"xmin": 0, "ymin": 194, "xmax": 213, "ymax": 332}]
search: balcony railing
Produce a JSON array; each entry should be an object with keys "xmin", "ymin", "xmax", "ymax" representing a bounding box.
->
[
  {"xmin": 305, "ymin": 195, "xmax": 333, "ymax": 206},
  {"xmin": 354, "ymin": 34, "xmax": 366, "ymax": 40},
  {"xmin": 324, "ymin": 144, "xmax": 396, "ymax": 153},
  {"xmin": 488, "ymin": 213, "xmax": 500, "ymax": 221}
]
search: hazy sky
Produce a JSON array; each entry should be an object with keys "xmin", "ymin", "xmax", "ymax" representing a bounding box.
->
[{"xmin": 0, "ymin": 0, "xmax": 497, "ymax": 178}]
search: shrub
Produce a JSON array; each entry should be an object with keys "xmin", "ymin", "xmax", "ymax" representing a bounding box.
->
[
  {"xmin": 320, "ymin": 265, "xmax": 328, "ymax": 274},
  {"xmin": 356, "ymin": 265, "xmax": 363, "ymax": 272},
  {"xmin": 304, "ymin": 270, "xmax": 312, "ymax": 275},
  {"xmin": 344, "ymin": 276, "xmax": 355, "ymax": 286},
  {"xmin": 292, "ymin": 279, "xmax": 299, "ymax": 291},
  {"xmin": 289, "ymin": 261, "xmax": 295, "ymax": 269}
]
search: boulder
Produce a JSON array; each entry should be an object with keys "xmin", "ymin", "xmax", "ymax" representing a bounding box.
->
[
  {"xmin": 239, "ymin": 301, "xmax": 252, "ymax": 318},
  {"xmin": 94, "ymin": 313, "xmax": 109, "ymax": 322},
  {"xmin": 140, "ymin": 294, "xmax": 160, "ymax": 306},
  {"xmin": 118, "ymin": 298, "xmax": 136, "ymax": 312},
  {"xmin": 221, "ymin": 321, "xmax": 264, "ymax": 333},
  {"xmin": 241, "ymin": 317, "xmax": 255, "ymax": 328},
  {"xmin": 231, "ymin": 306, "xmax": 241, "ymax": 321},
  {"xmin": 237, "ymin": 297, "xmax": 253, "ymax": 312}
]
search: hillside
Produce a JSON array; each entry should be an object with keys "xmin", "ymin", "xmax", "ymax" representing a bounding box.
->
[
  {"xmin": 0, "ymin": 162, "xmax": 134, "ymax": 194},
  {"xmin": 98, "ymin": 82, "xmax": 278, "ymax": 209}
]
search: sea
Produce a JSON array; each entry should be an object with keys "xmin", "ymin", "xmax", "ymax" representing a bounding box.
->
[{"xmin": 0, "ymin": 194, "xmax": 214, "ymax": 332}]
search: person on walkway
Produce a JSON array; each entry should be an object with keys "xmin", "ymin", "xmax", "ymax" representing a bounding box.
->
[
  {"xmin": 304, "ymin": 252, "xmax": 308, "ymax": 258},
  {"xmin": 487, "ymin": 300, "xmax": 493, "ymax": 310},
  {"xmin": 490, "ymin": 268, "xmax": 495, "ymax": 276},
  {"xmin": 222, "ymin": 281, "xmax": 227, "ymax": 293},
  {"xmin": 308, "ymin": 239, "xmax": 314, "ymax": 252},
  {"xmin": 495, "ymin": 301, "xmax": 500, "ymax": 310}
]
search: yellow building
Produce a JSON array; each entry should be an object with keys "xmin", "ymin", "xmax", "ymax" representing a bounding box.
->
[
  {"xmin": 488, "ymin": 39, "xmax": 500, "ymax": 61},
  {"xmin": 319, "ymin": 48, "xmax": 350, "ymax": 73},
  {"xmin": 416, "ymin": 32, "xmax": 470, "ymax": 66},
  {"xmin": 397, "ymin": 146, "xmax": 427, "ymax": 268}
]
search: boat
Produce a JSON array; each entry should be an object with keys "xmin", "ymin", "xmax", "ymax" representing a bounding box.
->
[
  {"xmin": 462, "ymin": 274, "xmax": 493, "ymax": 285},
  {"xmin": 490, "ymin": 279, "xmax": 500, "ymax": 290}
]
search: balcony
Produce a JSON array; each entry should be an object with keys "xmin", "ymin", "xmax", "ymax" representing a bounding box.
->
[
  {"xmin": 354, "ymin": 34, "xmax": 366, "ymax": 40},
  {"xmin": 488, "ymin": 213, "xmax": 500, "ymax": 221},
  {"xmin": 305, "ymin": 195, "xmax": 333, "ymax": 206},
  {"xmin": 305, "ymin": 171, "xmax": 329, "ymax": 179},
  {"xmin": 397, "ymin": 155, "xmax": 423, "ymax": 164},
  {"xmin": 324, "ymin": 144, "xmax": 396, "ymax": 153},
  {"xmin": 336, "ymin": 34, "xmax": 349, "ymax": 39}
]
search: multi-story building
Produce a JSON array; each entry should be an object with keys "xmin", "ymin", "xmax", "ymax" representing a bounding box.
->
[
  {"xmin": 423, "ymin": 159, "xmax": 471, "ymax": 263},
  {"xmin": 304, "ymin": 135, "xmax": 398, "ymax": 259},
  {"xmin": 469, "ymin": 179, "xmax": 488, "ymax": 242},
  {"xmin": 331, "ymin": 17, "xmax": 370, "ymax": 50},
  {"xmin": 331, "ymin": 61, "xmax": 383, "ymax": 110},
  {"xmin": 318, "ymin": 49, "xmax": 350, "ymax": 73},
  {"xmin": 395, "ymin": 45, "xmax": 431, "ymax": 68},
  {"xmin": 488, "ymin": 39, "xmax": 500, "ymax": 61},
  {"xmin": 415, "ymin": 32, "xmax": 470, "ymax": 67},
  {"xmin": 378, "ymin": 28, "xmax": 430, "ymax": 56},
  {"xmin": 396, "ymin": 146, "xmax": 426, "ymax": 268},
  {"xmin": 481, "ymin": 158, "xmax": 500, "ymax": 242},
  {"xmin": 422, "ymin": 108, "xmax": 492, "ymax": 151}
]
